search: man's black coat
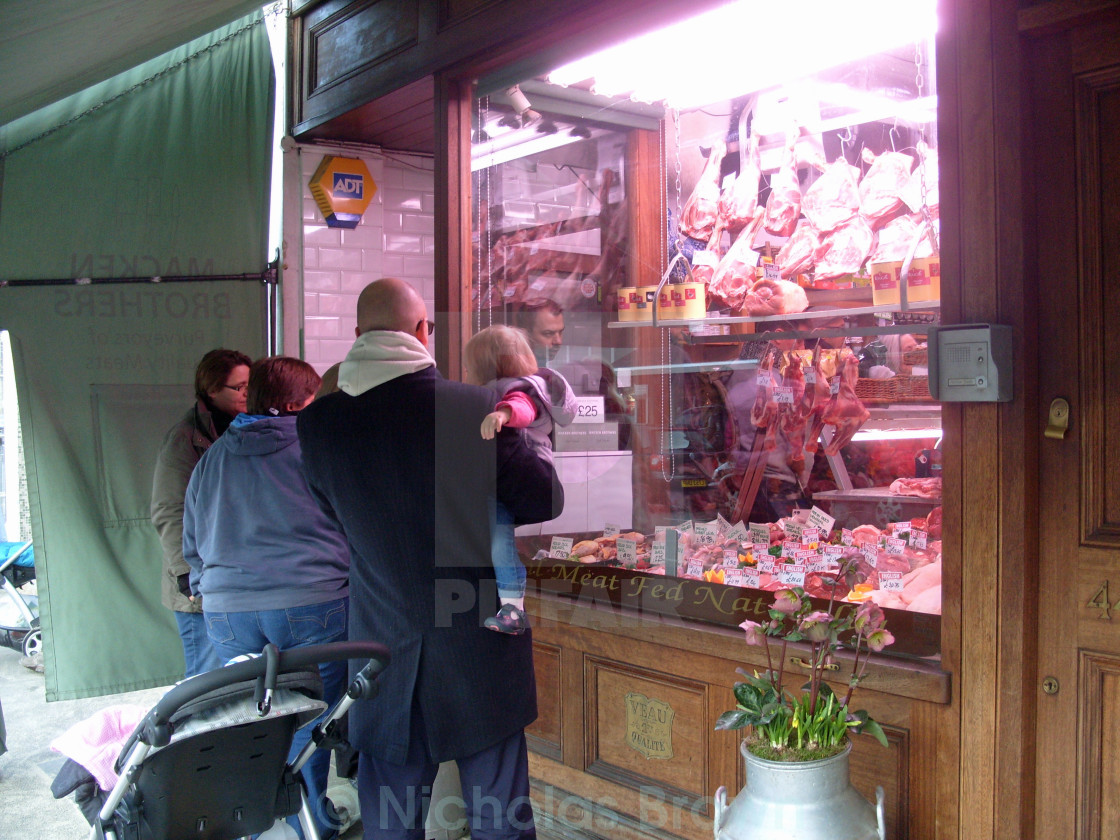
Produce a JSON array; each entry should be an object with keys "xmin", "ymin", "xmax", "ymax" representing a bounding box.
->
[{"xmin": 297, "ymin": 367, "xmax": 563, "ymax": 763}]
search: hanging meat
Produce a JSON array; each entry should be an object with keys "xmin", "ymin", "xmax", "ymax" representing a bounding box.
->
[
  {"xmin": 680, "ymin": 140, "xmax": 727, "ymax": 241},
  {"xmin": 763, "ymin": 132, "xmax": 802, "ymax": 237},
  {"xmin": 777, "ymin": 352, "xmax": 808, "ymax": 473},
  {"xmin": 711, "ymin": 134, "xmax": 762, "ymax": 251},
  {"xmin": 803, "ymin": 348, "xmax": 836, "ymax": 454},
  {"xmin": 811, "ymin": 216, "xmax": 874, "ymax": 280},
  {"xmin": 800, "ymin": 156, "xmax": 862, "ymax": 234},
  {"xmin": 821, "ymin": 353, "xmax": 870, "ymax": 454},
  {"xmin": 776, "ymin": 218, "xmax": 820, "ymax": 279},
  {"xmin": 750, "ymin": 348, "xmax": 781, "ymax": 450},
  {"xmin": 901, "ymin": 139, "xmax": 940, "ymax": 218},
  {"xmin": 868, "ymin": 214, "xmax": 921, "ymax": 263},
  {"xmin": 858, "ymin": 148, "xmax": 914, "ymax": 228},
  {"xmin": 708, "ymin": 207, "xmax": 765, "ymax": 310},
  {"xmin": 741, "ymin": 277, "xmax": 809, "ymax": 317}
]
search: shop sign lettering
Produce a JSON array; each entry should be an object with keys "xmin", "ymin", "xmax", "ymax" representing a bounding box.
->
[{"xmin": 625, "ymin": 692, "xmax": 674, "ymax": 759}]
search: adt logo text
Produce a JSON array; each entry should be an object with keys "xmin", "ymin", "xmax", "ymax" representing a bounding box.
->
[{"xmin": 333, "ymin": 173, "xmax": 363, "ymax": 199}]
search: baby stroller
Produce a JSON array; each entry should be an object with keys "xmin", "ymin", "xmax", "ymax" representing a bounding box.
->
[
  {"xmin": 86, "ymin": 640, "xmax": 390, "ymax": 840},
  {"xmin": 0, "ymin": 540, "xmax": 40, "ymax": 658}
]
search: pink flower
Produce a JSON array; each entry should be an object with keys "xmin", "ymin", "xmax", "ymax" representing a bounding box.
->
[
  {"xmin": 798, "ymin": 611, "xmax": 833, "ymax": 642},
  {"xmin": 771, "ymin": 589, "xmax": 802, "ymax": 616},
  {"xmin": 739, "ymin": 620, "xmax": 767, "ymax": 646},
  {"xmin": 853, "ymin": 601, "xmax": 885, "ymax": 633},
  {"xmin": 866, "ymin": 629, "xmax": 895, "ymax": 652}
]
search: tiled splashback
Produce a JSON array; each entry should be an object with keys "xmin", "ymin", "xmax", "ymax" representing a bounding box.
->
[{"xmin": 300, "ymin": 149, "xmax": 434, "ymax": 374}]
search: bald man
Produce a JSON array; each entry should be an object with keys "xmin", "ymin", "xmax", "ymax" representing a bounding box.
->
[{"xmin": 297, "ymin": 278, "xmax": 562, "ymax": 840}]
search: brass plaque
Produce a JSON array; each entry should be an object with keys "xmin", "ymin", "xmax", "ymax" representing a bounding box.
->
[{"xmin": 624, "ymin": 691, "xmax": 675, "ymax": 760}]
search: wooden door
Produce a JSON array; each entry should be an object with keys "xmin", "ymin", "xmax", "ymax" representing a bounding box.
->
[{"xmin": 1032, "ymin": 8, "xmax": 1120, "ymax": 839}]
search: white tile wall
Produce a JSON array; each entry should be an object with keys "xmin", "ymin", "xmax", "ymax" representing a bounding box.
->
[{"xmin": 298, "ymin": 148, "xmax": 434, "ymax": 374}]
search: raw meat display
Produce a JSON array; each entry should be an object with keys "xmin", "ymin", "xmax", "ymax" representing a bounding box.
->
[
  {"xmin": 868, "ymin": 213, "xmax": 922, "ymax": 263},
  {"xmin": 799, "ymin": 346, "xmax": 833, "ymax": 453},
  {"xmin": 811, "ymin": 216, "xmax": 874, "ymax": 280},
  {"xmin": 707, "ymin": 207, "xmax": 766, "ymax": 309},
  {"xmin": 820, "ymin": 353, "xmax": 870, "ymax": 454},
  {"xmin": 750, "ymin": 348, "xmax": 780, "ymax": 450},
  {"xmin": 741, "ymin": 277, "xmax": 809, "ymax": 317},
  {"xmin": 763, "ymin": 133, "xmax": 802, "ymax": 237},
  {"xmin": 775, "ymin": 218, "xmax": 820, "ymax": 279},
  {"xmin": 858, "ymin": 148, "xmax": 914, "ymax": 228},
  {"xmin": 925, "ymin": 506, "xmax": 943, "ymax": 539},
  {"xmin": 889, "ymin": 476, "xmax": 942, "ymax": 499},
  {"xmin": 800, "ymin": 156, "xmax": 862, "ymax": 233},
  {"xmin": 712, "ymin": 134, "xmax": 762, "ymax": 250},
  {"xmin": 680, "ymin": 140, "xmax": 727, "ymax": 241},
  {"xmin": 777, "ymin": 352, "xmax": 808, "ymax": 472}
]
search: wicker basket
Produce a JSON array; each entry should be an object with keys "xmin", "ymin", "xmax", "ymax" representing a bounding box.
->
[
  {"xmin": 855, "ymin": 375, "xmax": 932, "ymax": 403},
  {"xmin": 903, "ymin": 345, "xmax": 929, "ymax": 367}
]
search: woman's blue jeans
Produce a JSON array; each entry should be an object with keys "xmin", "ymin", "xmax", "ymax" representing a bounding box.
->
[{"xmin": 205, "ymin": 598, "xmax": 349, "ymax": 839}]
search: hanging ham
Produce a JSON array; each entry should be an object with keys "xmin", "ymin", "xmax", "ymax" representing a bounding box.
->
[
  {"xmin": 776, "ymin": 218, "xmax": 820, "ymax": 279},
  {"xmin": 741, "ymin": 277, "xmax": 809, "ymax": 317},
  {"xmin": 711, "ymin": 134, "xmax": 762, "ymax": 251},
  {"xmin": 708, "ymin": 207, "xmax": 765, "ymax": 310},
  {"xmin": 800, "ymin": 156, "xmax": 861, "ymax": 233},
  {"xmin": 811, "ymin": 216, "xmax": 874, "ymax": 280},
  {"xmin": 680, "ymin": 140, "xmax": 727, "ymax": 241},
  {"xmin": 900, "ymin": 139, "xmax": 939, "ymax": 218},
  {"xmin": 821, "ymin": 353, "xmax": 870, "ymax": 454},
  {"xmin": 763, "ymin": 133, "xmax": 802, "ymax": 237},
  {"xmin": 858, "ymin": 148, "xmax": 914, "ymax": 228}
]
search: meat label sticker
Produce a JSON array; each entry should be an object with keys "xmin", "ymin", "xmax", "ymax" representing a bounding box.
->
[
  {"xmin": 823, "ymin": 545, "xmax": 846, "ymax": 562},
  {"xmin": 800, "ymin": 528, "xmax": 821, "ymax": 546},
  {"xmin": 795, "ymin": 549, "xmax": 818, "ymax": 564},
  {"xmin": 908, "ymin": 529, "xmax": 928, "ymax": 548},
  {"xmin": 841, "ymin": 528, "xmax": 854, "ymax": 546},
  {"xmin": 603, "ymin": 523, "xmax": 621, "ymax": 536},
  {"xmin": 830, "ymin": 378, "xmax": 841, "ymax": 395},
  {"xmin": 550, "ymin": 537, "xmax": 574, "ymax": 559},
  {"xmin": 650, "ymin": 541, "xmax": 666, "ymax": 566},
  {"xmin": 742, "ymin": 568, "xmax": 762, "ymax": 588},
  {"xmin": 724, "ymin": 568, "xmax": 745, "ymax": 587},
  {"xmin": 654, "ymin": 525, "xmax": 668, "ymax": 538},
  {"xmin": 807, "ymin": 506, "xmax": 836, "ymax": 535},
  {"xmin": 774, "ymin": 385, "xmax": 794, "ymax": 404},
  {"xmin": 885, "ymin": 537, "xmax": 907, "ymax": 555},
  {"xmin": 617, "ymin": 539, "xmax": 637, "ymax": 567},
  {"xmin": 686, "ymin": 558, "xmax": 704, "ymax": 578},
  {"xmin": 749, "ymin": 523, "xmax": 770, "ymax": 544},
  {"xmin": 784, "ymin": 520, "xmax": 804, "ymax": 540},
  {"xmin": 781, "ymin": 541, "xmax": 798, "ymax": 558},
  {"xmin": 860, "ymin": 543, "xmax": 878, "ymax": 567},
  {"xmin": 678, "ymin": 520, "xmax": 694, "ymax": 533},
  {"xmin": 805, "ymin": 368, "xmax": 817, "ymax": 384},
  {"xmin": 763, "ymin": 262, "xmax": 781, "ymax": 281},
  {"xmin": 777, "ymin": 564, "xmax": 807, "ymax": 586},
  {"xmin": 879, "ymin": 571, "xmax": 904, "ymax": 592},
  {"xmin": 723, "ymin": 550, "xmax": 741, "ymax": 568},
  {"xmin": 726, "ymin": 522, "xmax": 749, "ymax": 541},
  {"xmin": 756, "ymin": 369, "xmax": 773, "ymax": 386},
  {"xmin": 808, "ymin": 557, "xmax": 830, "ymax": 573},
  {"xmin": 758, "ymin": 557, "xmax": 776, "ymax": 573},
  {"xmin": 694, "ymin": 522, "xmax": 719, "ymax": 545}
]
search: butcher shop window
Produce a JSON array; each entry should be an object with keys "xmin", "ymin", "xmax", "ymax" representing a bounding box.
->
[{"xmin": 471, "ymin": 0, "xmax": 944, "ymax": 640}]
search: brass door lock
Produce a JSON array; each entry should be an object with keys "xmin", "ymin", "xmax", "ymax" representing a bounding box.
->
[
  {"xmin": 1045, "ymin": 398, "xmax": 1070, "ymax": 439},
  {"xmin": 1042, "ymin": 676, "xmax": 1060, "ymax": 695}
]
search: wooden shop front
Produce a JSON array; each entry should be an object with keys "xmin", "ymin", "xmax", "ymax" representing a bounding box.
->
[{"xmin": 286, "ymin": 1, "xmax": 1120, "ymax": 838}]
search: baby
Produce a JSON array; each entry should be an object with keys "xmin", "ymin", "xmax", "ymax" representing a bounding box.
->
[{"xmin": 463, "ymin": 325, "xmax": 577, "ymax": 634}]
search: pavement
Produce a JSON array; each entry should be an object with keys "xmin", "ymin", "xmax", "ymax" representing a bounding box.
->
[{"xmin": 0, "ymin": 646, "xmax": 362, "ymax": 840}]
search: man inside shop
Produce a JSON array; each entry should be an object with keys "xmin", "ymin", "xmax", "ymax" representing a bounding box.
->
[{"xmin": 513, "ymin": 298, "xmax": 565, "ymax": 365}]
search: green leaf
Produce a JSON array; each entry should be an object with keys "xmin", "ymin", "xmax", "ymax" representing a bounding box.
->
[
  {"xmin": 858, "ymin": 718, "xmax": 889, "ymax": 747},
  {"xmin": 715, "ymin": 710, "xmax": 751, "ymax": 730}
]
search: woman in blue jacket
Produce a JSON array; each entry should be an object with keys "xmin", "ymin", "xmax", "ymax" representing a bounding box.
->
[{"xmin": 183, "ymin": 356, "xmax": 349, "ymax": 840}]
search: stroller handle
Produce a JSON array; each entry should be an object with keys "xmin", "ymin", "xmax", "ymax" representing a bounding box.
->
[{"xmin": 144, "ymin": 641, "xmax": 390, "ymax": 741}]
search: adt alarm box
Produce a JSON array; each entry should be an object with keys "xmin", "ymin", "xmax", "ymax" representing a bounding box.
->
[{"xmin": 928, "ymin": 324, "xmax": 1013, "ymax": 402}]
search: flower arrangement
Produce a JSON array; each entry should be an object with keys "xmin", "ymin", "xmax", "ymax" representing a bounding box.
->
[{"xmin": 715, "ymin": 575, "xmax": 895, "ymax": 762}]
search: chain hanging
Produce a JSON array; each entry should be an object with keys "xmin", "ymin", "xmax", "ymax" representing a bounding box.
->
[
  {"xmin": 913, "ymin": 41, "xmax": 939, "ymax": 255},
  {"xmin": 659, "ymin": 112, "xmax": 680, "ymax": 482}
]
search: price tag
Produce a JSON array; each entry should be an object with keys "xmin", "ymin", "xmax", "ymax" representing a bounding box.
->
[
  {"xmin": 550, "ymin": 537, "xmax": 574, "ymax": 559},
  {"xmin": 753, "ymin": 542, "xmax": 771, "ymax": 557},
  {"xmin": 572, "ymin": 395, "xmax": 605, "ymax": 424},
  {"xmin": 777, "ymin": 564, "xmax": 807, "ymax": 586},
  {"xmin": 716, "ymin": 513, "xmax": 732, "ymax": 535},
  {"xmin": 726, "ymin": 521, "xmax": 749, "ymax": 541},
  {"xmin": 678, "ymin": 520, "xmax": 694, "ymax": 533},
  {"xmin": 763, "ymin": 262, "xmax": 781, "ymax": 281},
  {"xmin": 685, "ymin": 558, "xmax": 704, "ymax": 578},
  {"xmin": 808, "ymin": 556, "xmax": 830, "ymax": 573},
  {"xmin": 617, "ymin": 538, "xmax": 637, "ymax": 567},
  {"xmin": 723, "ymin": 549, "xmax": 741, "ymax": 568},
  {"xmin": 756, "ymin": 369, "xmax": 773, "ymax": 386},
  {"xmin": 879, "ymin": 571, "xmax": 904, "ymax": 592},
  {"xmin": 781, "ymin": 541, "xmax": 797, "ymax": 558},
  {"xmin": 830, "ymin": 378, "xmax": 841, "ymax": 395},
  {"xmin": 908, "ymin": 529, "xmax": 928, "ymax": 548},
  {"xmin": 823, "ymin": 545, "xmax": 845, "ymax": 561},
  {"xmin": 800, "ymin": 527, "xmax": 821, "ymax": 546},
  {"xmin": 603, "ymin": 523, "xmax": 621, "ymax": 537},
  {"xmin": 694, "ymin": 522, "xmax": 720, "ymax": 545},
  {"xmin": 774, "ymin": 385, "xmax": 794, "ymax": 404},
  {"xmin": 807, "ymin": 506, "xmax": 836, "ymax": 535},
  {"xmin": 742, "ymin": 568, "xmax": 761, "ymax": 588},
  {"xmin": 794, "ymin": 549, "xmax": 817, "ymax": 564},
  {"xmin": 757, "ymin": 557, "xmax": 776, "ymax": 573},
  {"xmin": 860, "ymin": 542, "xmax": 878, "ymax": 568},
  {"xmin": 749, "ymin": 523, "xmax": 770, "ymax": 544},
  {"xmin": 805, "ymin": 368, "xmax": 817, "ymax": 384},
  {"xmin": 791, "ymin": 508, "xmax": 811, "ymax": 523},
  {"xmin": 841, "ymin": 528, "xmax": 854, "ymax": 546},
  {"xmin": 723, "ymin": 568, "xmax": 746, "ymax": 587},
  {"xmin": 650, "ymin": 541, "xmax": 666, "ymax": 567},
  {"xmin": 655, "ymin": 525, "xmax": 669, "ymax": 538},
  {"xmin": 784, "ymin": 520, "xmax": 804, "ymax": 541},
  {"xmin": 885, "ymin": 537, "xmax": 907, "ymax": 555}
]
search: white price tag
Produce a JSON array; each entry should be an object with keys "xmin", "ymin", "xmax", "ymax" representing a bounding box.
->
[
  {"xmin": 654, "ymin": 525, "xmax": 669, "ymax": 538},
  {"xmin": 757, "ymin": 557, "xmax": 776, "ymax": 573},
  {"xmin": 794, "ymin": 549, "xmax": 817, "ymax": 564},
  {"xmin": 723, "ymin": 550, "xmax": 741, "ymax": 568},
  {"xmin": 694, "ymin": 522, "xmax": 720, "ymax": 545},
  {"xmin": 756, "ymin": 369, "xmax": 773, "ymax": 386},
  {"xmin": 908, "ymin": 529, "xmax": 928, "ymax": 548},
  {"xmin": 753, "ymin": 542, "xmax": 771, "ymax": 558},
  {"xmin": 686, "ymin": 558, "xmax": 704, "ymax": 578},
  {"xmin": 716, "ymin": 513, "xmax": 732, "ymax": 535},
  {"xmin": 784, "ymin": 520, "xmax": 804, "ymax": 541},
  {"xmin": 650, "ymin": 541, "xmax": 666, "ymax": 566},
  {"xmin": 550, "ymin": 537, "xmax": 574, "ymax": 559},
  {"xmin": 885, "ymin": 537, "xmax": 907, "ymax": 555},
  {"xmin": 807, "ymin": 506, "xmax": 836, "ymax": 535},
  {"xmin": 678, "ymin": 520, "xmax": 694, "ymax": 533},
  {"xmin": 749, "ymin": 523, "xmax": 771, "ymax": 544},
  {"xmin": 801, "ymin": 527, "xmax": 821, "ymax": 546},
  {"xmin": 726, "ymin": 521, "xmax": 749, "ymax": 541},
  {"xmin": 879, "ymin": 571, "xmax": 904, "ymax": 592},
  {"xmin": 603, "ymin": 523, "xmax": 621, "ymax": 537},
  {"xmin": 777, "ymin": 564, "xmax": 807, "ymax": 586},
  {"xmin": 781, "ymin": 541, "xmax": 797, "ymax": 558},
  {"xmin": 808, "ymin": 557, "xmax": 830, "ymax": 573},
  {"xmin": 805, "ymin": 368, "xmax": 817, "ymax": 384},
  {"xmin": 774, "ymin": 385, "xmax": 794, "ymax": 404},
  {"xmin": 572, "ymin": 395, "xmax": 605, "ymax": 424},
  {"xmin": 823, "ymin": 545, "xmax": 845, "ymax": 561},
  {"xmin": 860, "ymin": 543, "xmax": 878, "ymax": 568},
  {"xmin": 841, "ymin": 528, "xmax": 854, "ymax": 546},
  {"xmin": 724, "ymin": 568, "xmax": 746, "ymax": 587},
  {"xmin": 617, "ymin": 538, "xmax": 637, "ymax": 567},
  {"xmin": 830, "ymin": 378, "xmax": 841, "ymax": 395},
  {"xmin": 742, "ymin": 568, "xmax": 761, "ymax": 588}
]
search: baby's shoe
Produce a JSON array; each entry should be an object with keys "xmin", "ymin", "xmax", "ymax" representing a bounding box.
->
[{"xmin": 484, "ymin": 604, "xmax": 528, "ymax": 634}]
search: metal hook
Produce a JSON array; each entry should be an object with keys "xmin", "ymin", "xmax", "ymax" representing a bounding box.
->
[{"xmin": 889, "ymin": 122, "xmax": 900, "ymax": 153}]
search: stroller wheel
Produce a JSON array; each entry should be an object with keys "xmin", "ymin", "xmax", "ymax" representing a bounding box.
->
[{"xmin": 21, "ymin": 628, "xmax": 42, "ymax": 658}]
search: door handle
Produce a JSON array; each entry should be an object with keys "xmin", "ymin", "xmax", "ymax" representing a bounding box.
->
[{"xmin": 1045, "ymin": 398, "xmax": 1070, "ymax": 439}]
